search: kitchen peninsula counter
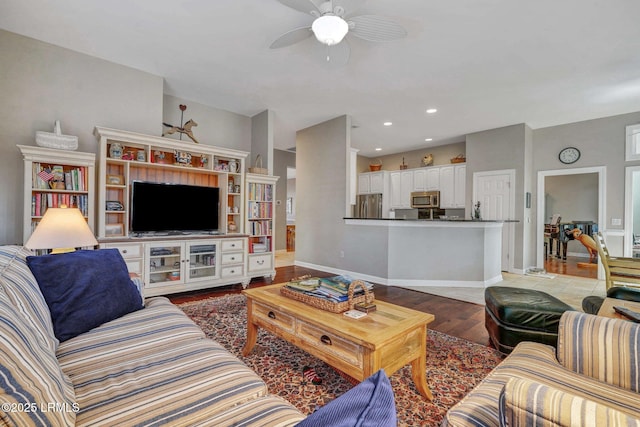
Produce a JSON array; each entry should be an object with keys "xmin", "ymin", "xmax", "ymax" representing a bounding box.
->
[{"xmin": 341, "ymin": 218, "xmax": 507, "ymax": 287}]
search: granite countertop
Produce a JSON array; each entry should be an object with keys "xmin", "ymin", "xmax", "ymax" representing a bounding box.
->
[{"xmin": 343, "ymin": 217, "xmax": 518, "ymax": 222}]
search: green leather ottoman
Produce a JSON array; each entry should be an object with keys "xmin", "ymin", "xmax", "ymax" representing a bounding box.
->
[{"xmin": 484, "ymin": 286, "xmax": 573, "ymax": 354}]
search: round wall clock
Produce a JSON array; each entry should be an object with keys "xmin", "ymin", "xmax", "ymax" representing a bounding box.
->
[{"xmin": 558, "ymin": 147, "xmax": 580, "ymax": 164}]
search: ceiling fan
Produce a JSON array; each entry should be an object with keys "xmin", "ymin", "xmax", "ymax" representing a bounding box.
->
[{"xmin": 270, "ymin": 0, "xmax": 407, "ymax": 63}]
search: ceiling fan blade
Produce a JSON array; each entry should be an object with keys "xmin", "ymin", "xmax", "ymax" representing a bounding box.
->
[
  {"xmin": 270, "ymin": 26, "xmax": 313, "ymax": 49},
  {"xmin": 332, "ymin": 0, "xmax": 367, "ymax": 16},
  {"xmin": 276, "ymin": 0, "xmax": 321, "ymax": 16},
  {"xmin": 348, "ymin": 15, "xmax": 407, "ymax": 42}
]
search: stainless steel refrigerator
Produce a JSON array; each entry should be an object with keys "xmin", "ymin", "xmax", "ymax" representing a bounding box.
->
[{"xmin": 355, "ymin": 194, "xmax": 383, "ymax": 218}]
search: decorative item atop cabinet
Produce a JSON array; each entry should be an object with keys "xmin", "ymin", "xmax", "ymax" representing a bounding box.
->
[
  {"xmin": 400, "ymin": 157, "xmax": 408, "ymax": 170},
  {"xmin": 35, "ymin": 120, "xmax": 78, "ymax": 151},
  {"xmin": 94, "ymin": 127, "xmax": 249, "ymax": 239},
  {"xmin": 450, "ymin": 154, "xmax": 466, "ymax": 164},
  {"xmin": 248, "ymin": 154, "xmax": 268, "ymax": 175},
  {"xmin": 18, "ymin": 145, "xmax": 95, "ymax": 246},
  {"xmin": 245, "ymin": 173, "xmax": 278, "ymax": 280},
  {"xmin": 369, "ymin": 159, "xmax": 382, "ymax": 171}
]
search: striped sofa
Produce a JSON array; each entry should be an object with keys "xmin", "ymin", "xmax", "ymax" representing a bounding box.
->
[
  {"xmin": 443, "ymin": 310, "xmax": 640, "ymax": 426},
  {"xmin": 0, "ymin": 245, "xmax": 305, "ymax": 426}
]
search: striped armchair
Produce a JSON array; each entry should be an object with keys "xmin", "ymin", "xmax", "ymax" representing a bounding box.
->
[{"xmin": 443, "ymin": 311, "xmax": 640, "ymax": 426}]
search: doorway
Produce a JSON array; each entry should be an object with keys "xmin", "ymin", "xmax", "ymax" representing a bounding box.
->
[
  {"xmin": 473, "ymin": 169, "xmax": 515, "ymax": 272},
  {"xmin": 624, "ymin": 166, "xmax": 640, "ymax": 258},
  {"xmin": 278, "ymin": 167, "xmax": 296, "ymax": 266},
  {"xmin": 536, "ymin": 166, "xmax": 606, "ymax": 279}
]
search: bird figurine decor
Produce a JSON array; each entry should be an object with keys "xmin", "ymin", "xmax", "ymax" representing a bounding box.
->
[{"xmin": 422, "ymin": 154, "xmax": 434, "ymax": 167}]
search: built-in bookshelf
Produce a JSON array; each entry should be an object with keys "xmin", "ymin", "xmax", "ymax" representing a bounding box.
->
[
  {"xmin": 245, "ymin": 173, "xmax": 278, "ymax": 280},
  {"xmin": 94, "ymin": 127, "xmax": 252, "ymax": 296},
  {"xmin": 94, "ymin": 126, "xmax": 248, "ymax": 239},
  {"xmin": 18, "ymin": 145, "xmax": 96, "ymax": 244}
]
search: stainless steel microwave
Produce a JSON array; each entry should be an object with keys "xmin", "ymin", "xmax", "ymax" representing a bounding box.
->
[{"xmin": 411, "ymin": 191, "xmax": 440, "ymax": 208}]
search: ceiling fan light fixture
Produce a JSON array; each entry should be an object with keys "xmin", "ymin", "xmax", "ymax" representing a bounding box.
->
[{"xmin": 312, "ymin": 15, "xmax": 349, "ymax": 46}]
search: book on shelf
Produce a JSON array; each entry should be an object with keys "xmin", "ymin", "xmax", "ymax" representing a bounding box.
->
[
  {"xmin": 248, "ymin": 183, "xmax": 273, "ymax": 201},
  {"xmin": 251, "ymin": 243, "xmax": 267, "ymax": 253},
  {"xmin": 31, "ymin": 194, "xmax": 89, "ymax": 217},
  {"xmin": 32, "ymin": 163, "xmax": 87, "ymax": 191}
]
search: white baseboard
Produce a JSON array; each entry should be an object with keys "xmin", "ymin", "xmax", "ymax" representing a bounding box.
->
[{"xmin": 294, "ymin": 260, "xmax": 504, "ymax": 288}]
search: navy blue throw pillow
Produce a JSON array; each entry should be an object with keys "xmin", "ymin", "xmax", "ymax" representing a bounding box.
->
[
  {"xmin": 297, "ymin": 369, "xmax": 397, "ymax": 427},
  {"xmin": 27, "ymin": 249, "xmax": 143, "ymax": 342}
]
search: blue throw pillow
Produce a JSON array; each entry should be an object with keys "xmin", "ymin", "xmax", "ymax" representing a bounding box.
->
[
  {"xmin": 27, "ymin": 249, "xmax": 144, "ymax": 342},
  {"xmin": 297, "ymin": 369, "xmax": 397, "ymax": 427}
]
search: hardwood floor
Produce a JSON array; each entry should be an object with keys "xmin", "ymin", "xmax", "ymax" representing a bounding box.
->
[
  {"xmin": 168, "ymin": 265, "xmax": 491, "ymax": 347},
  {"xmin": 544, "ymin": 254, "xmax": 597, "ymax": 279}
]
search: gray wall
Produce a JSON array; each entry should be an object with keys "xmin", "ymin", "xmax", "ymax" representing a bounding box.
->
[
  {"xmin": 273, "ymin": 149, "xmax": 295, "ymax": 250},
  {"xmin": 251, "ymin": 110, "xmax": 273, "ymax": 174},
  {"xmin": 545, "ymin": 174, "xmax": 598, "ymax": 223},
  {"xmin": 531, "ymin": 111, "xmax": 640, "ymax": 265},
  {"xmin": 0, "ymin": 30, "xmax": 164, "ymax": 245},
  {"xmin": 296, "ymin": 116, "xmax": 350, "ymax": 268},
  {"xmin": 466, "ymin": 124, "xmax": 531, "ymax": 270},
  {"xmin": 0, "ymin": 30, "xmax": 259, "ymax": 245}
]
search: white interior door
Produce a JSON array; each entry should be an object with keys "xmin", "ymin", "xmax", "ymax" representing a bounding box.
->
[{"xmin": 474, "ymin": 170, "xmax": 515, "ymax": 272}]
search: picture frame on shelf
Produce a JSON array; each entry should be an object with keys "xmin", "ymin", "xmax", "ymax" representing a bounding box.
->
[
  {"xmin": 106, "ymin": 200, "xmax": 124, "ymax": 211},
  {"xmin": 105, "ymin": 223, "xmax": 124, "ymax": 237},
  {"xmin": 106, "ymin": 174, "xmax": 125, "ymax": 185}
]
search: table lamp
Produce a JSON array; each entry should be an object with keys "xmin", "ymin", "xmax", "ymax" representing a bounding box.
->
[{"xmin": 25, "ymin": 207, "xmax": 98, "ymax": 254}]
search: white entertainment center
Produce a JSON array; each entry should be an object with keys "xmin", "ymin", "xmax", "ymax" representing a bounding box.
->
[{"xmin": 91, "ymin": 127, "xmax": 277, "ymax": 296}]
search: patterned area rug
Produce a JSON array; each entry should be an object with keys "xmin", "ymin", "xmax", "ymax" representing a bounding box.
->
[{"xmin": 178, "ymin": 294, "xmax": 503, "ymax": 426}]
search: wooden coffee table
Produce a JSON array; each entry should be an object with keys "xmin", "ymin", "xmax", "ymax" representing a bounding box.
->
[
  {"xmin": 242, "ymin": 283, "xmax": 435, "ymax": 399},
  {"xmin": 597, "ymin": 297, "xmax": 640, "ymax": 320}
]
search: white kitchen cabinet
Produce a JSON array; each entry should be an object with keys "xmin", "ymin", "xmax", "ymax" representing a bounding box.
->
[
  {"xmin": 413, "ymin": 169, "xmax": 426, "ymax": 191},
  {"xmin": 357, "ymin": 171, "xmax": 387, "ymax": 194},
  {"xmin": 425, "ymin": 168, "xmax": 440, "ymax": 191},
  {"xmin": 439, "ymin": 166, "xmax": 454, "ymax": 208},
  {"xmin": 370, "ymin": 172, "xmax": 385, "ymax": 193},
  {"xmin": 454, "ymin": 164, "xmax": 466, "ymax": 208},
  {"xmin": 390, "ymin": 172, "xmax": 401, "ymax": 207},
  {"xmin": 412, "ymin": 167, "xmax": 440, "ymax": 192},
  {"xmin": 390, "ymin": 170, "xmax": 414, "ymax": 209},
  {"xmin": 440, "ymin": 164, "xmax": 466, "ymax": 209}
]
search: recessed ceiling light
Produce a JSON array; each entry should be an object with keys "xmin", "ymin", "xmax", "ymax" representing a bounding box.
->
[
  {"xmin": 425, "ymin": 138, "xmax": 433, "ymax": 142},
  {"xmin": 383, "ymin": 122, "xmax": 392, "ymax": 126},
  {"xmin": 375, "ymin": 148, "xmax": 382, "ymax": 151},
  {"xmin": 426, "ymin": 108, "xmax": 437, "ymax": 114}
]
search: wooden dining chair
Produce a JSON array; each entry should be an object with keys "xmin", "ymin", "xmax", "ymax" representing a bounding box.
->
[{"xmin": 593, "ymin": 232, "xmax": 640, "ymax": 290}]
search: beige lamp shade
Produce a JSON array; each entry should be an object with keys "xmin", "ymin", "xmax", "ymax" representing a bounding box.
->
[{"xmin": 25, "ymin": 208, "xmax": 98, "ymax": 251}]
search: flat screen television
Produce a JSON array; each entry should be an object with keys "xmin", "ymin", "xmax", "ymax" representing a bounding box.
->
[{"xmin": 130, "ymin": 181, "xmax": 220, "ymax": 235}]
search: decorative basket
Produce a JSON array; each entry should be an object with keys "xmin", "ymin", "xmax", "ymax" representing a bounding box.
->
[
  {"xmin": 35, "ymin": 120, "xmax": 78, "ymax": 151},
  {"xmin": 280, "ymin": 280, "xmax": 375, "ymax": 313},
  {"xmin": 248, "ymin": 154, "xmax": 268, "ymax": 174},
  {"xmin": 450, "ymin": 154, "xmax": 466, "ymax": 164},
  {"xmin": 369, "ymin": 159, "xmax": 382, "ymax": 171}
]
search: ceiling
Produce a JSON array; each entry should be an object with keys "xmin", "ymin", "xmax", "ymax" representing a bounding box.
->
[{"xmin": 2, "ymin": 0, "xmax": 640, "ymax": 157}]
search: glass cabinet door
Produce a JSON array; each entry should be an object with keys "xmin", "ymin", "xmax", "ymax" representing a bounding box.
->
[
  {"xmin": 147, "ymin": 243, "xmax": 183, "ymax": 286},
  {"xmin": 187, "ymin": 242, "xmax": 218, "ymax": 282}
]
